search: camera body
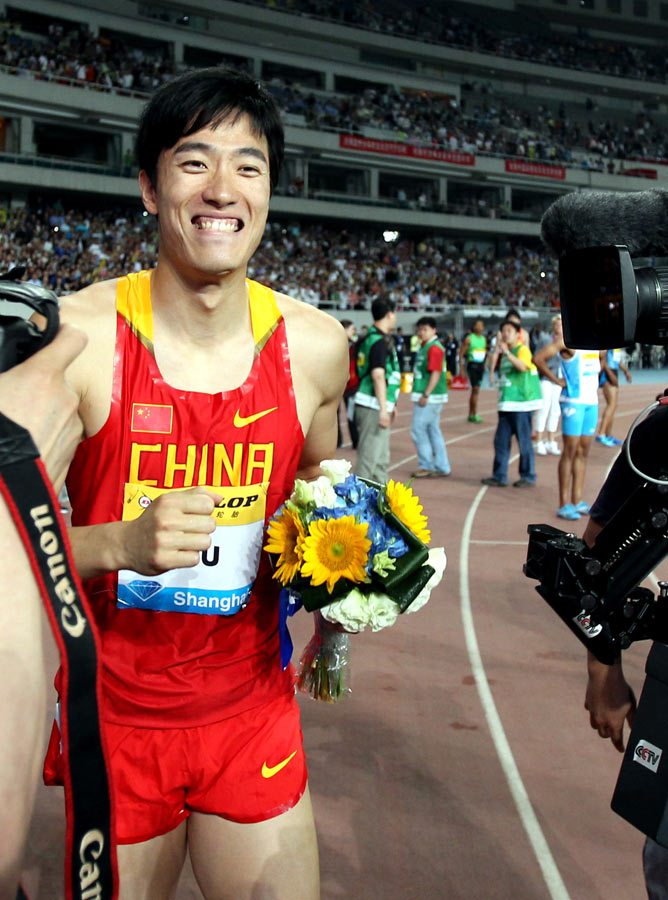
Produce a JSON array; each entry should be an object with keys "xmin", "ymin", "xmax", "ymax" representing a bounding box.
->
[
  {"xmin": 525, "ymin": 478, "xmax": 668, "ymax": 664},
  {"xmin": 0, "ymin": 275, "xmax": 60, "ymax": 372}
]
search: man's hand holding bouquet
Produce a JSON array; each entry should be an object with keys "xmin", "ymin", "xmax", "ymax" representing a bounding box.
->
[{"xmin": 264, "ymin": 459, "xmax": 447, "ymax": 702}]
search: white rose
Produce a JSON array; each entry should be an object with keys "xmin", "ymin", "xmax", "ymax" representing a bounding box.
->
[
  {"xmin": 405, "ymin": 546, "xmax": 447, "ymax": 615},
  {"xmin": 319, "ymin": 458, "xmax": 352, "ymax": 485},
  {"xmin": 310, "ymin": 475, "xmax": 340, "ymax": 508},
  {"xmin": 321, "ymin": 588, "xmax": 372, "ymax": 633},
  {"xmin": 291, "ymin": 478, "xmax": 315, "ymax": 507},
  {"xmin": 367, "ymin": 592, "xmax": 400, "ymax": 631}
]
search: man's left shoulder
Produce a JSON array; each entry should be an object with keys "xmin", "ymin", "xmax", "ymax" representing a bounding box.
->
[{"xmin": 274, "ymin": 290, "xmax": 347, "ymax": 347}]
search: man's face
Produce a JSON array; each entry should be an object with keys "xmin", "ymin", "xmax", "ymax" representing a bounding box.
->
[
  {"xmin": 417, "ymin": 324, "xmax": 436, "ymax": 343},
  {"xmin": 139, "ymin": 114, "xmax": 271, "ymax": 281},
  {"xmin": 344, "ymin": 324, "xmax": 356, "ymax": 340},
  {"xmin": 473, "ymin": 320, "xmax": 484, "ymax": 335},
  {"xmin": 501, "ymin": 323, "xmax": 518, "ymax": 345}
]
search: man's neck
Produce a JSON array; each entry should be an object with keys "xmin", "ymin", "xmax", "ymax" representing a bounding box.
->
[{"xmin": 150, "ymin": 261, "xmax": 251, "ymax": 346}]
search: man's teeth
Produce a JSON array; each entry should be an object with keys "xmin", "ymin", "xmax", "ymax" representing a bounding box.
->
[{"xmin": 195, "ymin": 219, "xmax": 239, "ymax": 231}]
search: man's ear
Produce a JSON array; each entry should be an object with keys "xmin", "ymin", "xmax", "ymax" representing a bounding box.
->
[{"xmin": 139, "ymin": 170, "xmax": 158, "ymax": 215}]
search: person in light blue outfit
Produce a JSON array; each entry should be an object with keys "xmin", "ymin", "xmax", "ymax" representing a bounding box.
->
[
  {"xmin": 535, "ymin": 337, "xmax": 600, "ymax": 520},
  {"xmin": 410, "ymin": 316, "xmax": 450, "ymax": 478}
]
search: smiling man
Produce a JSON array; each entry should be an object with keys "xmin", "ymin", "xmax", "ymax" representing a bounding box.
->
[{"xmin": 42, "ymin": 67, "xmax": 348, "ymax": 900}]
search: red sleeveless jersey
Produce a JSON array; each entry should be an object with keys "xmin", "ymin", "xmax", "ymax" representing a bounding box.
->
[{"xmin": 66, "ymin": 271, "xmax": 303, "ymax": 727}]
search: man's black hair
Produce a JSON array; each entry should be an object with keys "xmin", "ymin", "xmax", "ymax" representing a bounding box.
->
[
  {"xmin": 340, "ymin": 319, "xmax": 353, "ymax": 329},
  {"xmin": 500, "ymin": 317, "xmax": 520, "ymax": 332},
  {"xmin": 371, "ymin": 297, "xmax": 396, "ymax": 321},
  {"xmin": 506, "ymin": 307, "xmax": 521, "ymax": 322},
  {"xmin": 136, "ymin": 66, "xmax": 284, "ymax": 192},
  {"xmin": 416, "ymin": 316, "xmax": 437, "ymax": 329}
]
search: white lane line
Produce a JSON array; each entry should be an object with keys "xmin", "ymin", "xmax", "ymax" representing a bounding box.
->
[{"xmin": 460, "ymin": 484, "xmax": 571, "ymax": 900}]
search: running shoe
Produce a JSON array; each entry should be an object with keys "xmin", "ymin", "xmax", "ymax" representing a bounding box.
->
[
  {"xmin": 468, "ymin": 414, "xmax": 482, "ymax": 423},
  {"xmin": 535, "ymin": 441, "xmax": 547, "ymax": 456},
  {"xmin": 481, "ymin": 477, "xmax": 506, "ymax": 487},
  {"xmin": 575, "ymin": 501, "xmax": 591, "ymax": 514},
  {"xmin": 608, "ymin": 437, "xmax": 623, "ymax": 446},
  {"xmin": 513, "ymin": 479, "xmax": 535, "ymax": 487},
  {"xmin": 595, "ymin": 435, "xmax": 615, "ymax": 447},
  {"xmin": 411, "ymin": 469, "xmax": 433, "ymax": 478},
  {"xmin": 557, "ymin": 504, "xmax": 580, "ymax": 520},
  {"xmin": 547, "ymin": 441, "xmax": 561, "ymax": 455}
]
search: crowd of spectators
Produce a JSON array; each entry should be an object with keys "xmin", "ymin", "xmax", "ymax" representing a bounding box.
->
[
  {"xmin": 272, "ymin": 77, "xmax": 668, "ymax": 173},
  {"xmin": 251, "ymin": 0, "xmax": 668, "ymax": 85},
  {"xmin": 1, "ymin": 14, "xmax": 667, "ymax": 175},
  {"xmin": 0, "ymin": 202, "xmax": 559, "ymax": 310},
  {"xmin": 0, "ymin": 19, "xmax": 174, "ymax": 93}
]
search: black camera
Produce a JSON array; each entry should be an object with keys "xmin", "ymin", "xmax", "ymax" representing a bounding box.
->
[
  {"xmin": 559, "ymin": 246, "xmax": 668, "ymax": 349},
  {"xmin": 524, "ymin": 478, "xmax": 668, "ymax": 664},
  {"xmin": 0, "ymin": 270, "xmax": 60, "ymax": 372}
]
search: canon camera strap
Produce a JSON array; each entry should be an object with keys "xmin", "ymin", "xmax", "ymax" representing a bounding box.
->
[{"xmin": 0, "ymin": 412, "xmax": 117, "ymax": 900}]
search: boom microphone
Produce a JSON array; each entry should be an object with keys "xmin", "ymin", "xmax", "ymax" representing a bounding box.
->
[{"xmin": 541, "ymin": 189, "xmax": 668, "ymax": 258}]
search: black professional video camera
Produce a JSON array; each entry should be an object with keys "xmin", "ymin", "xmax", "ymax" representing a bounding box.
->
[
  {"xmin": 0, "ymin": 268, "xmax": 60, "ymax": 371},
  {"xmin": 542, "ymin": 189, "xmax": 668, "ymax": 349},
  {"xmin": 524, "ymin": 477, "xmax": 668, "ymax": 665},
  {"xmin": 528, "ymin": 189, "xmax": 668, "ymax": 846}
]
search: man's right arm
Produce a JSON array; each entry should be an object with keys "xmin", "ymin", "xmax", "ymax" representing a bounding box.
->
[
  {"xmin": 458, "ymin": 336, "xmax": 469, "ymax": 371},
  {"xmin": 371, "ymin": 367, "xmax": 390, "ymax": 428},
  {"xmin": 68, "ymin": 488, "xmax": 221, "ymax": 580},
  {"xmin": 59, "ymin": 284, "xmax": 222, "ymax": 582}
]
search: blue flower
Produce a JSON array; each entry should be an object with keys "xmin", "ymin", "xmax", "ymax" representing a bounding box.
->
[{"xmin": 334, "ymin": 475, "xmax": 380, "ymax": 510}]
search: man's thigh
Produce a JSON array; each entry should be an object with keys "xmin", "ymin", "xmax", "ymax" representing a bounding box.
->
[{"xmin": 188, "ymin": 785, "xmax": 319, "ymax": 900}]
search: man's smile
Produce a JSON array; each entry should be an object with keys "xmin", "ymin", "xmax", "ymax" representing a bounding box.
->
[{"xmin": 192, "ymin": 216, "xmax": 243, "ymax": 232}]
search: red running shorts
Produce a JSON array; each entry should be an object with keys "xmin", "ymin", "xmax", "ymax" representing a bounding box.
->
[{"xmin": 44, "ymin": 691, "xmax": 307, "ymax": 844}]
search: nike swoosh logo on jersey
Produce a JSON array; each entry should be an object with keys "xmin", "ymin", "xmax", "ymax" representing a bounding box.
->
[
  {"xmin": 233, "ymin": 406, "xmax": 278, "ymax": 428},
  {"xmin": 261, "ymin": 750, "xmax": 297, "ymax": 779}
]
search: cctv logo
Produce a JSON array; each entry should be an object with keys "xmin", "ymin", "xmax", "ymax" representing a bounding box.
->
[
  {"xmin": 572, "ymin": 610, "xmax": 603, "ymax": 638},
  {"xmin": 634, "ymin": 739, "xmax": 663, "ymax": 774}
]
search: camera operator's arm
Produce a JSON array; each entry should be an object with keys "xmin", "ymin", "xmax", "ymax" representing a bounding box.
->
[
  {"xmin": 0, "ymin": 324, "xmax": 87, "ymax": 489},
  {"xmin": 0, "ymin": 325, "xmax": 86, "ymax": 898},
  {"xmin": 582, "ymin": 515, "xmax": 636, "ymax": 752}
]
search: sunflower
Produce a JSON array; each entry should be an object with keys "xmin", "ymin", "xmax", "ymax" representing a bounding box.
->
[
  {"xmin": 385, "ymin": 480, "xmax": 431, "ymax": 544},
  {"xmin": 264, "ymin": 507, "xmax": 306, "ymax": 585},
  {"xmin": 300, "ymin": 516, "xmax": 371, "ymax": 593}
]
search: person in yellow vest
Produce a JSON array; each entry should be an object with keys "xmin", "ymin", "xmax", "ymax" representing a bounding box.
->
[
  {"xmin": 481, "ymin": 318, "xmax": 542, "ymax": 487},
  {"xmin": 410, "ymin": 316, "xmax": 450, "ymax": 478}
]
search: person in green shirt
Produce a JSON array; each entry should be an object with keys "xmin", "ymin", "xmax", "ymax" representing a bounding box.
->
[
  {"xmin": 354, "ymin": 297, "xmax": 401, "ymax": 482},
  {"xmin": 458, "ymin": 318, "xmax": 487, "ymax": 422},
  {"xmin": 481, "ymin": 318, "xmax": 542, "ymax": 488}
]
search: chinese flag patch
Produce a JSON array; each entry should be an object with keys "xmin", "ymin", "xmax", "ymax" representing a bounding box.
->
[{"xmin": 131, "ymin": 403, "xmax": 173, "ymax": 434}]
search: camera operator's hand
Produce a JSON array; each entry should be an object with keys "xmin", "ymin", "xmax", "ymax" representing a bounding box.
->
[
  {"xmin": 585, "ymin": 651, "xmax": 637, "ymax": 752},
  {"xmin": 0, "ymin": 324, "xmax": 86, "ymax": 490}
]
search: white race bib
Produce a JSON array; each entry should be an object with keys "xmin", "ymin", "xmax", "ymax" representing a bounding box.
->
[{"xmin": 117, "ymin": 482, "xmax": 268, "ymax": 616}]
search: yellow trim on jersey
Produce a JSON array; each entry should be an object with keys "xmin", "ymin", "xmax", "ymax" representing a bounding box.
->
[
  {"xmin": 115, "ymin": 272, "xmax": 282, "ymax": 352},
  {"xmin": 117, "ymin": 270, "xmax": 154, "ymax": 345}
]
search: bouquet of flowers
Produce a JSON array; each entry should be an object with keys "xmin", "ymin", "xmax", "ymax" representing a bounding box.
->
[{"xmin": 264, "ymin": 459, "xmax": 447, "ymax": 702}]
